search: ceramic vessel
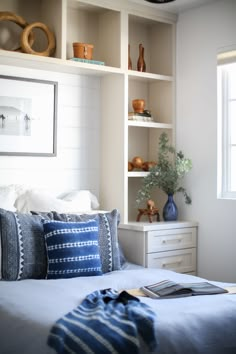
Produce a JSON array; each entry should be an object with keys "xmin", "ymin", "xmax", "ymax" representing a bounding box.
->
[
  {"xmin": 132, "ymin": 99, "xmax": 145, "ymax": 113},
  {"xmin": 163, "ymin": 194, "xmax": 178, "ymax": 221},
  {"xmin": 137, "ymin": 43, "xmax": 146, "ymax": 72},
  {"xmin": 73, "ymin": 42, "xmax": 94, "ymax": 59},
  {"xmin": 128, "ymin": 44, "xmax": 132, "ymax": 70},
  {"xmin": 132, "ymin": 156, "xmax": 143, "ymax": 169}
]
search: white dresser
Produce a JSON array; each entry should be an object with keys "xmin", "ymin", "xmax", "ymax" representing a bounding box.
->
[{"xmin": 118, "ymin": 221, "xmax": 198, "ymax": 275}]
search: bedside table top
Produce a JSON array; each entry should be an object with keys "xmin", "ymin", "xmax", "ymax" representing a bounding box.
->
[{"xmin": 119, "ymin": 220, "xmax": 198, "ymax": 231}]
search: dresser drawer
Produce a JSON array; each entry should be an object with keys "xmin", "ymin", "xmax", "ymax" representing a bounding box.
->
[
  {"xmin": 146, "ymin": 227, "xmax": 197, "ymax": 253},
  {"xmin": 146, "ymin": 248, "xmax": 196, "ymax": 273}
]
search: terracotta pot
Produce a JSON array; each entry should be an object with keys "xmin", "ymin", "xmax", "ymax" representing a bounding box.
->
[
  {"xmin": 73, "ymin": 42, "xmax": 94, "ymax": 59},
  {"xmin": 132, "ymin": 99, "xmax": 145, "ymax": 113}
]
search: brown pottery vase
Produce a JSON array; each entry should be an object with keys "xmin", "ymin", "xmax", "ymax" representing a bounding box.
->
[
  {"xmin": 132, "ymin": 99, "xmax": 145, "ymax": 113},
  {"xmin": 128, "ymin": 44, "xmax": 132, "ymax": 70},
  {"xmin": 137, "ymin": 43, "xmax": 146, "ymax": 72}
]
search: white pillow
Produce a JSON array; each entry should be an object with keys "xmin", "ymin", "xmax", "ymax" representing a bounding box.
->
[
  {"xmin": 14, "ymin": 189, "xmax": 93, "ymax": 214},
  {"xmin": 62, "ymin": 190, "xmax": 99, "ymax": 210},
  {"xmin": 90, "ymin": 192, "xmax": 100, "ymax": 210},
  {"xmin": 0, "ymin": 185, "xmax": 18, "ymax": 212}
]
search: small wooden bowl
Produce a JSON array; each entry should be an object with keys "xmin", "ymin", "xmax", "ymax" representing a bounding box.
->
[
  {"xmin": 142, "ymin": 161, "xmax": 157, "ymax": 171},
  {"xmin": 73, "ymin": 42, "xmax": 94, "ymax": 59},
  {"xmin": 132, "ymin": 99, "xmax": 145, "ymax": 113},
  {"xmin": 128, "ymin": 161, "xmax": 134, "ymax": 171},
  {"xmin": 132, "ymin": 156, "xmax": 143, "ymax": 169}
]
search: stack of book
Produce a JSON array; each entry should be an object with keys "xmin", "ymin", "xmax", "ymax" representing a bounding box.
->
[
  {"xmin": 70, "ymin": 58, "xmax": 105, "ymax": 65},
  {"xmin": 128, "ymin": 111, "xmax": 154, "ymax": 122}
]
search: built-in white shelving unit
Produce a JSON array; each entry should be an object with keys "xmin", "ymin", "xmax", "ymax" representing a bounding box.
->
[{"xmin": 0, "ymin": 0, "xmax": 177, "ymax": 223}]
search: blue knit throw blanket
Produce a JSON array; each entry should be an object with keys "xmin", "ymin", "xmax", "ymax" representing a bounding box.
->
[{"xmin": 48, "ymin": 288, "xmax": 158, "ymax": 354}]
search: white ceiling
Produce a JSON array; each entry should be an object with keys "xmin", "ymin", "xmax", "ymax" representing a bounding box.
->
[{"xmin": 130, "ymin": 0, "xmax": 220, "ymax": 14}]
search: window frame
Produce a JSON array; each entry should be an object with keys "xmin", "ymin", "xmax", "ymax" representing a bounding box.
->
[{"xmin": 217, "ymin": 61, "xmax": 236, "ymax": 199}]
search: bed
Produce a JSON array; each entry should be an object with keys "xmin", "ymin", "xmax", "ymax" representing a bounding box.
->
[
  {"xmin": 1, "ymin": 264, "xmax": 236, "ymax": 354},
  {"xmin": 0, "ymin": 187, "xmax": 236, "ymax": 354}
]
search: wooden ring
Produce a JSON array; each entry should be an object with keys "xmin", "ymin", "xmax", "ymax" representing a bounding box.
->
[
  {"xmin": 0, "ymin": 11, "xmax": 34, "ymax": 51},
  {"xmin": 21, "ymin": 22, "xmax": 56, "ymax": 57}
]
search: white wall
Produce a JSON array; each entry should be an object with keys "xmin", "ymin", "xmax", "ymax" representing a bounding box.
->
[
  {"xmin": 0, "ymin": 65, "xmax": 100, "ymax": 198},
  {"xmin": 176, "ymin": 0, "xmax": 236, "ymax": 282}
]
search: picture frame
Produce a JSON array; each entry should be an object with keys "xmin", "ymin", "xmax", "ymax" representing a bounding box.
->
[{"xmin": 0, "ymin": 75, "xmax": 58, "ymax": 156}]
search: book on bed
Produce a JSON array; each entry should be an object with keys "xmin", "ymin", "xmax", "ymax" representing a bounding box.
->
[{"xmin": 141, "ymin": 280, "xmax": 228, "ymax": 299}]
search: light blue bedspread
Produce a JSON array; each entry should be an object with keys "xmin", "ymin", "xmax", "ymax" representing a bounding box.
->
[{"xmin": 0, "ymin": 265, "xmax": 236, "ymax": 354}]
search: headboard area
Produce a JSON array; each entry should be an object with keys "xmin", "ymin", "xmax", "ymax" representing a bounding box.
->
[
  {"xmin": 0, "ymin": 184, "xmax": 99, "ymax": 214},
  {"xmin": 0, "ymin": 65, "xmax": 101, "ymax": 211}
]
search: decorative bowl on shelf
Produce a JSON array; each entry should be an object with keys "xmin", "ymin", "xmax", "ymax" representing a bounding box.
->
[
  {"xmin": 142, "ymin": 161, "xmax": 157, "ymax": 171},
  {"xmin": 73, "ymin": 42, "xmax": 94, "ymax": 60},
  {"xmin": 132, "ymin": 99, "xmax": 145, "ymax": 113},
  {"xmin": 132, "ymin": 156, "xmax": 144, "ymax": 169},
  {"xmin": 128, "ymin": 161, "xmax": 134, "ymax": 171}
]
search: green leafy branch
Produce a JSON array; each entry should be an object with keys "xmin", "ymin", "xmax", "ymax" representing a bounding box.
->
[{"xmin": 136, "ymin": 132, "xmax": 192, "ymax": 205}]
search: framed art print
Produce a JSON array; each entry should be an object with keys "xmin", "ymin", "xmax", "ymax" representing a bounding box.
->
[{"xmin": 0, "ymin": 75, "xmax": 57, "ymax": 156}]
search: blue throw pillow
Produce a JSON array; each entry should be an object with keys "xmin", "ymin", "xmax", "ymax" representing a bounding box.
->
[
  {"xmin": 35, "ymin": 209, "xmax": 121, "ymax": 273},
  {"xmin": 42, "ymin": 219, "xmax": 102, "ymax": 279},
  {"xmin": 0, "ymin": 208, "xmax": 52, "ymax": 280}
]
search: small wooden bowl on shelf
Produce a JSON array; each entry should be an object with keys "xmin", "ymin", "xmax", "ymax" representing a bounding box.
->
[
  {"xmin": 73, "ymin": 42, "xmax": 94, "ymax": 59},
  {"xmin": 128, "ymin": 161, "xmax": 134, "ymax": 171},
  {"xmin": 132, "ymin": 156, "xmax": 143, "ymax": 169},
  {"xmin": 142, "ymin": 161, "xmax": 157, "ymax": 171},
  {"xmin": 132, "ymin": 99, "xmax": 145, "ymax": 113}
]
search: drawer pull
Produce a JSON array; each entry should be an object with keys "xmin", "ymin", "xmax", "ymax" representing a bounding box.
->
[
  {"xmin": 162, "ymin": 237, "xmax": 183, "ymax": 244},
  {"xmin": 161, "ymin": 258, "xmax": 183, "ymax": 268}
]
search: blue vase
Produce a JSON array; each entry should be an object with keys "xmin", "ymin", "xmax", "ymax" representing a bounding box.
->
[{"xmin": 163, "ymin": 194, "xmax": 178, "ymax": 221}]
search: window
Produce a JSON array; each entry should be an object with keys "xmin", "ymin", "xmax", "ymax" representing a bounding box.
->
[{"xmin": 217, "ymin": 51, "xmax": 236, "ymax": 199}]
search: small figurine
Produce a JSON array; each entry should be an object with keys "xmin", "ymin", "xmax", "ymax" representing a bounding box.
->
[{"xmin": 136, "ymin": 199, "xmax": 160, "ymax": 223}]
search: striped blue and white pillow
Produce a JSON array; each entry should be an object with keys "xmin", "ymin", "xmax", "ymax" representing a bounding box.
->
[{"xmin": 42, "ymin": 219, "xmax": 102, "ymax": 279}]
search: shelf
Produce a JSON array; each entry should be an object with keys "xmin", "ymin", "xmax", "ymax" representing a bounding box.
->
[
  {"xmin": 0, "ymin": 50, "xmax": 173, "ymax": 80},
  {"xmin": 128, "ymin": 121, "xmax": 172, "ymax": 129},
  {"xmin": 0, "ymin": 50, "xmax": 124, "ymax": 77},
  {"xmin": 128, "ymin": 171, "xmax": 149, "ymax": 177},
  {"xmin": 128, "ymin": 70, "xmax": 173, "ymax": 82},
  {"xmin": 67, "ymin": 1, "xmax": 121, "ymax": 67},
  {"xmin": 128, "ymin": 13, "xmax": 174, "ymax": 76}
]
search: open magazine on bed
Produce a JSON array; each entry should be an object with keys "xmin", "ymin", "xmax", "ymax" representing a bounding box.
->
[{"xmin": 141, "ymin": 279, "xmax": 228, "ymax": 299}]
